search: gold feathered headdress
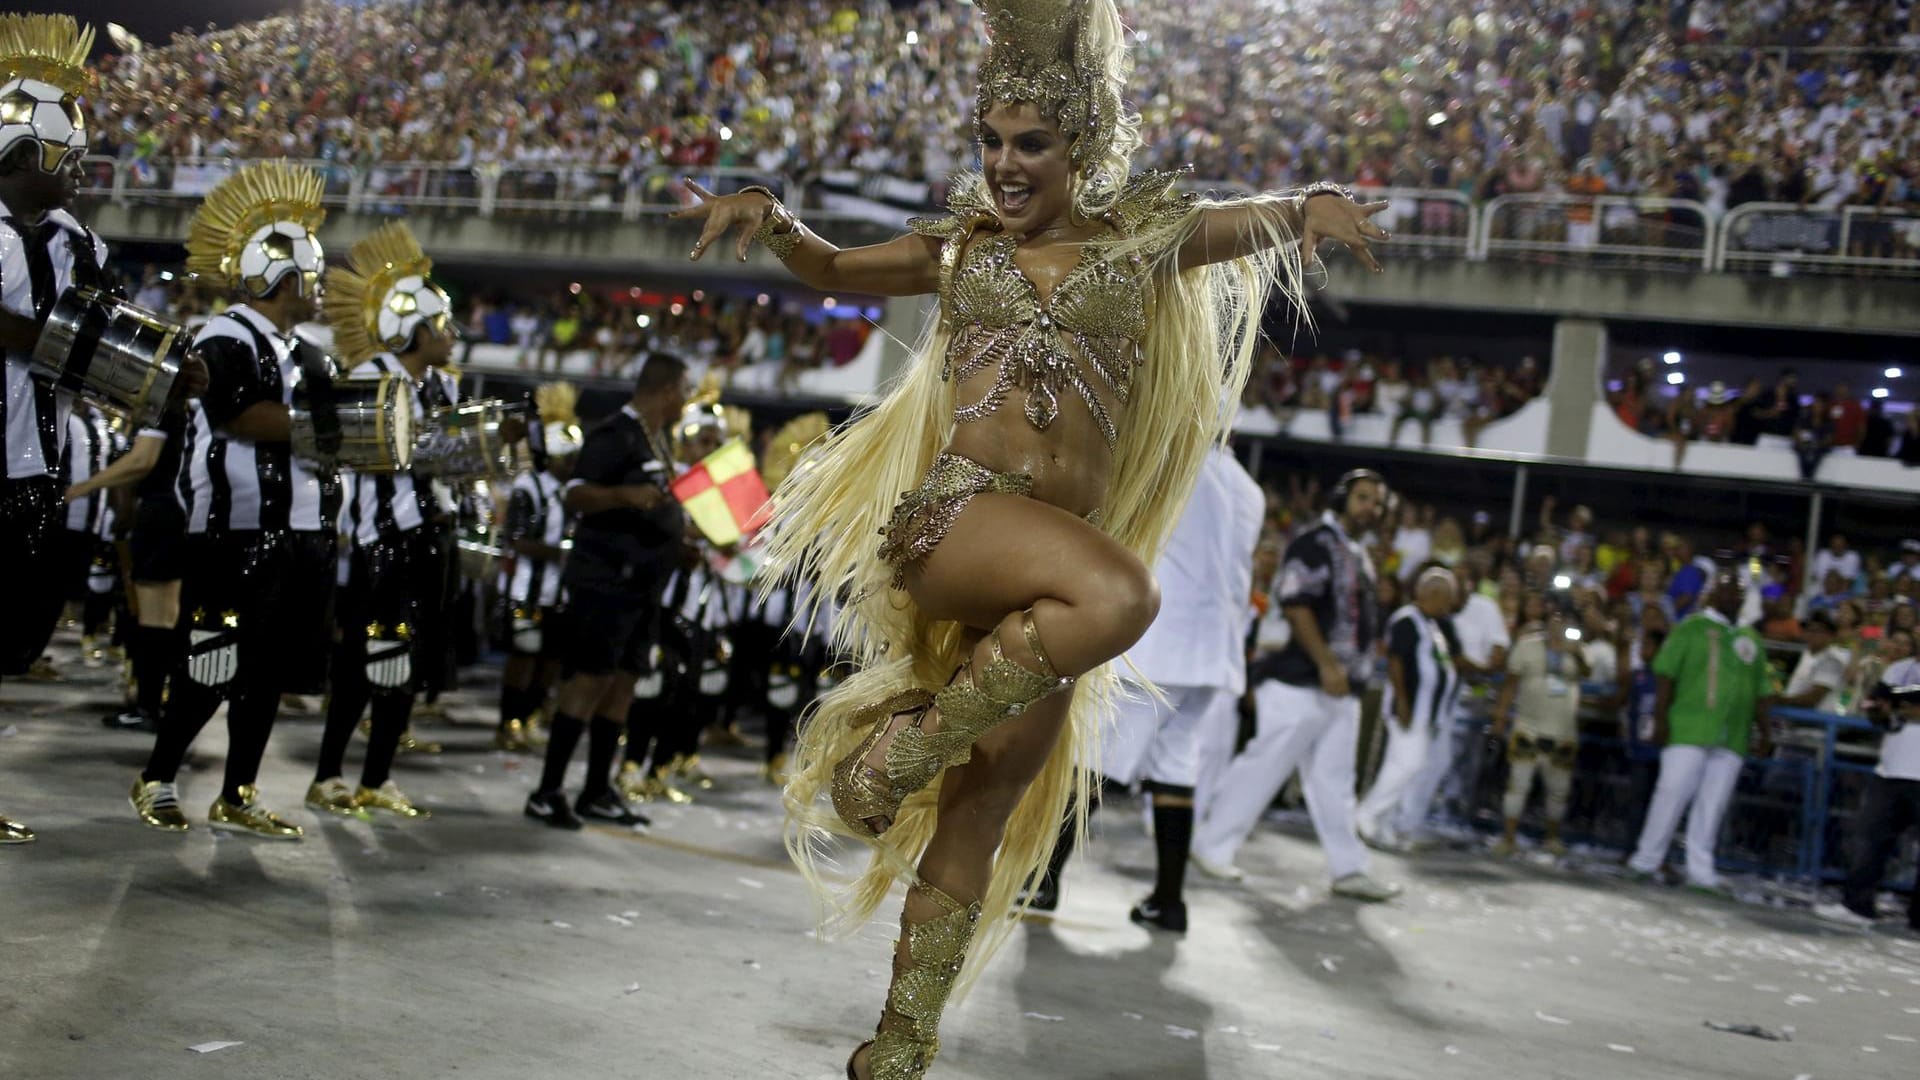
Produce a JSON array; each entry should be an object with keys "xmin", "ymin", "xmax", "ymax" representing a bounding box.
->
[
  {"xmin": 533, "ymin": 381, "xmax": 583, "ymax": 459},
  {"xmin": 0, "ymin": 14, "xmax": 93, "ymax": 96},
  {"xmin": 675, "ymin": 371, "xmax": 751, "ymax": 458},
  {"xmin": 323, "ymin": 221, "xmax": 450, "ymax": 366},
  {"xmin": 974, "ymin": 0, "xmax": 1124, "ymax": 178},
  {"xmin": 760, "ymin": 412, "xmax": 829, "ymax": 491},
  {"xmin": 0, "ymin": 14, "xmax": 95, "ymax": 173},
  {"xmin": 184, "ymin": 160, "xmax": 328, "ymax": 298}
]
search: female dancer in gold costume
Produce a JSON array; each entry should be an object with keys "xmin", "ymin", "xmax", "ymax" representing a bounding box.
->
[{"xmin": 676, "ymin": 2, "xmax": 1386, "ymax": 1076}]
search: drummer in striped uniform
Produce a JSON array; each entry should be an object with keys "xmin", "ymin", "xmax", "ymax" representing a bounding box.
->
[
  {"xmin": 130, "ymin": 161, "xmax": 334, "ymax": 840},
  {"xmin": 1355, "ymin": 566, "xmax": 1464, "ymax": 851},
  {"xmin": 0, "ymin": 17, "xmax": 113, "ymax": 752},
  {"xmin": 56, "ymin": 402, "xmax": 121, "ymax": 667},
  {"xmin": 496, "ymin": 382, "xmax": 582, "ymax": 752},
  {"xmin": 306, "ymin": 222, "xmax": 457, "ymax": 821}
]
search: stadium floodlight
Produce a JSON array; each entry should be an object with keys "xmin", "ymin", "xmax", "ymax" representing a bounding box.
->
[
  {"xmin": 1666, "ymin": 371, "xmax": 1684, "ymax": 385},
  {"xmin": 636, "ymin": 314, "xmax": 651, "ymax": 328},
  {"xmin": 823, "ymin": 297, "xmax": 837, "ymax": 309},
  {"xmin": 1887, "ymin": 367, "xmax": 1903, "ymax": 379},
  {"xmin": 1872, "ymin": 388, "xmax": 1890, "ymax": 399},
  {"xmin": 1662, "ymin": 351, "xmax": 1681, "ymax": 364}
]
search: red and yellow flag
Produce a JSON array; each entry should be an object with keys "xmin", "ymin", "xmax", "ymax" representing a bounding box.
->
[{"xmin": 670, "ymin": 438, "xmax": 771, "ymax": 546}]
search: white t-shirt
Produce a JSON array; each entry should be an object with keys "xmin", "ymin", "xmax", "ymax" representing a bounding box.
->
[
  {"xmin": 1810, "ymin": 548, "xmax": 1862, "ymax": 585},
  {"xmin": 1393, "ymin": 525, "xmax": 1432, "ymax": 582},
  {"xmin": 1583, "ymin": 639, "xmax": 1619, "ymax": 686},
  {"xmin": 1786, "ymin": 645, "xmax": 1851, "ymax": 715},
  {"xmin": 1877, "ymin": 657, "xmax": 1920, "ymax": 781},
  {"xmin": 1453, "ymin": 592, "xmax": 1512, "ymax": 669}
]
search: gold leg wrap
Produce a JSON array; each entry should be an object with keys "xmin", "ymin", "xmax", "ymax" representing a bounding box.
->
[
  {"xmin": 831, "ymin": 611, "xmax": 1072, "ymax": 836},
  {"xmin": 867, "ymin": 879, "xmax": 982, "ymax": 1080}
]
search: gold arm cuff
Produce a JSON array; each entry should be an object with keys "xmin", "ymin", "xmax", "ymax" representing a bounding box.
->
[{"xmin": 739, "ymin": 184, "xmax": 803, "ymax": 260}]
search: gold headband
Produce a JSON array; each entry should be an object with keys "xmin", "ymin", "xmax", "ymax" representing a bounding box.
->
[{"xmin": 974, "ymin": 0, "xmax": 1120, "ymax": 177}]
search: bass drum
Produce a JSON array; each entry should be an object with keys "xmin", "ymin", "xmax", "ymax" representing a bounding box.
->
[
  {"xmin": 31, "ymin": 286, "xmax": 184, "ymax": 427},
  {"xmin": 414, "ymin": 399, "xmax": 522, "ymax": 481},
  {"xmin": 291, "ymin": 373, "xmax": 414, "ymax": 471}
]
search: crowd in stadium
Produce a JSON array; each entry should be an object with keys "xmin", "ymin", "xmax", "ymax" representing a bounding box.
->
[{"xmin": 83, "ymin": 0, "xmax": 1919, "ymax": 240}]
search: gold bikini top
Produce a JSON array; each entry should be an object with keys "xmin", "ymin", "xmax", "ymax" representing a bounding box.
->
[{"xmin": 909, "ymin": 172, "xmax": 1195, "ymax": 451}]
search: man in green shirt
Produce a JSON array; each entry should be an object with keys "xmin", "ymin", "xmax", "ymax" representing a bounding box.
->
[{"xmin": 1627, "ymin": 570, "xmax": 1774, "ymax": 890}]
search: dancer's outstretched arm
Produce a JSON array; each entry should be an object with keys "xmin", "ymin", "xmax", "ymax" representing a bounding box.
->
[
  {"xmin": 1175, "ymin": 191, "xmax": 1392, "ymax": 273},
  {"xmin": 672, "ymin": 180, "xmax": 942, "ymax": 298}
]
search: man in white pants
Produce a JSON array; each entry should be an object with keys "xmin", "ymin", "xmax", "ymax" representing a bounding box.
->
[
  {"xmin": 1356, "ymin": 567, "xmax": 1463, "ymax": 849},
  {"xmin": 1191, "ymin": 469, "xmax": 1400, "ymax": 902},
  {"xmin": 1395, "ymin": 561, "xmax": 1509, "ymax": 839},
  {"xmin": 1099, "ymin": 447, "xmax": 1264, "ymax": 931},
  {"xmin": 1627, "ymin": 572, "xmax": 1773, "ymax": 891}
]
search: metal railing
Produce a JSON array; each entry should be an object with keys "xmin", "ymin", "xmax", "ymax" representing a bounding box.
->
[
  {"xmin": 1716, "ymin": 202, "xmax": 1920, "ymax": 278},
  {"xmin": 76, "ymin": 155, "xmax": 1920, "ymax": 278},
  {"xmin": 1481, "ymin": 193, "xmax": 1716, "ymax": 269}
]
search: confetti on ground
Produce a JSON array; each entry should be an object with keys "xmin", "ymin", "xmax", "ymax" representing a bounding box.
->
[
  {"xmin": 1704, "ymin": 1021, "xmax": 1790, "ymax": 1041},
  {"xmin": 1607, "ymin": 1044, "xmax": 1635, "ymax": 1053},
  {"xmin": 623, "ymin": 983, "xmax": 641, "ymax": 995},
  {"xmin": 1887, "ymin": 1035, "xmax": 1917, "ymax": 1043},
  {"xmin": 1533, "ymin": 1011, "xmax": 1572, "ymax": 1025},
  {"xmin": 605, "ymin": 915, "xmax": 633, "ymax": 927},
  {"xmin": 548, "ymin": 921, "xmax": 572, "ymax": 929},
  {"xmin": 1252, "ymin": 1043, "xmax": 1282, "ymax": 1052},
  {"xmin": 1164, "ymin": 1026, "xmax": 1198, "ymax": 1040},
  {"xmin": 188, "ymin": 1041, "xmax": 242, "ymax": 1054},
  {"xmin": 1786, "ymin": 994, "xmax": 1816, "ymax": 1006},
  {"xmin": 1443, "ymin": 1045, "xmax": 1460, "ymax": 1055},
  {"xmin": 1022, "ymin": 1013, "xmax": 1063, "ymax": 1022},
  {"xmin": 736, "ymin": 877, "xmax": 765, "ymax": 889}
]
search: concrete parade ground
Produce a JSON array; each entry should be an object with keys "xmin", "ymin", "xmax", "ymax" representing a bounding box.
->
[{"xmin": 3, "ymin": 630, "xmax": 1916, "ymax": 1080}]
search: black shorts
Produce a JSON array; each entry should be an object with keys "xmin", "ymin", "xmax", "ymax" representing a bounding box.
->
[
  {"xmin": 179, "ymin": 532, "xmax": 291, "ymax": 695},
  {"xmin": 130, "ymin": 497, "xmax": 187, "ymax": 583},
  {"xmin": 560, "ymin": 585, "xmax": 658, "ymax": 678},
  {"xmin": 59, "ymin": 530, "xmax": 100, "ymax": 603}
]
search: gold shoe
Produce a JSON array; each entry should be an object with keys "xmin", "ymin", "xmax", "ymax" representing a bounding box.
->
[
  {"xmin": 22, "ymin": 656, "xmax": 62, "ymax": 682},
  {"xmin": 355, "ymin": 781, "xmax": 430, "ymax": 818},
  {"xmin": 397, "ymin": 728, "xmax": 442, "ymax": 754},
  {"xmin": 305, "ymin": 778, "xmax": 362, "ymax": 817},
  {"xmin": 763, "ymin": 752, "xmax": 791, "ymax": 787},
  {"xmin": 832, "ymin": 611, "xmax": 1071, "ymax": 837},
  {"xmin": 863, "ymin": 879, "xmax": 982, "ymax": 1079},
  {"xmin": 669, "ymin": 753, "xmax": 715, "ymax": 791},
  {"xmin": 647, "ymin": 767, "xmax": 694, "ymax": 805},
  {"xmin": 706, "ymin": 722, "xmax": 749, "ymax": 748},
  {"xmin": 129, "ymin": 778, "xmax": 191, "ymax": 832},
  {"xmin": 616, "ymin": 760, "xmax": 651, "ymax": 802},
  {"xmin": 495, "ymin": 718, "xmax": 530, "ymax": 752},
  {"xmin": 413, "ymin": 700, "xmax": 449, "ymax": 721},
  {"xmin": 0, "ymin": 813, "xmax": 35, "ymax": 844},
  {"xmin": 207, "ymin": 795, "xmax": 303, "ymax": 840}
]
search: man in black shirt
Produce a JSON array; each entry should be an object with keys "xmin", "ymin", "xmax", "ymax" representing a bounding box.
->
[
  {"xmin": 526, "ymin": 354, "xmax": 690, "ymax": 829},
  {"xmin": 1191, "ymin": 469, "xmax": 1401, "ymax": 901}
]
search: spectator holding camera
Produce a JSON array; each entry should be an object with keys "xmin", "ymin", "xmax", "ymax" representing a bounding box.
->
[
  {"xmin": 1490, "ymin": 600, "xmax": 1590, "ymax": 857},
  {"xmin": 1781, "ymin": 611, "xmax": 1852, "ymax": 713}
]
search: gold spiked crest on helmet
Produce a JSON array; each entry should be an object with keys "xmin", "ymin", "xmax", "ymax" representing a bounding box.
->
[
  {"xmin": 324, "ymin": 221, "xmax": 449, "ymax": 366},
  {"xmin": 0, "ymin": 14, "xmax": 93, "ymax": 96},
  {"xmin": 185, "ymin": 160, "xmax": 328, "ymax": 298}
]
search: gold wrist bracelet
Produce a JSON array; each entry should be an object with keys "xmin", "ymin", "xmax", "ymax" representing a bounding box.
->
[{"xmin": 738, "ymin": 184, "xmax": 803, "ymax": 260}]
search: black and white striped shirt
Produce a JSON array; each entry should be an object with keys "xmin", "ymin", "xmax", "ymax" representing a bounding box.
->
[
  {"xmin": 1, "ymin": 201, "xmax": 108, "ymax": 481},
  {"xmin": 60, "ymin": 408, "xmax": 117, "ymax": 533},
  {"xmin": 341, "ymin": 354, "xmax": 458, "ymax": 547},
  {"xmin": 504, "ymin": 469, "xmax": 568, "ymax": 608},
  {"xmin": 1381, "ymin": 603, "xmax": 1463, "ymax": 733},
  {"xmin": 178, "ymin": 306, "xmax": 340, "ymax": 534}
]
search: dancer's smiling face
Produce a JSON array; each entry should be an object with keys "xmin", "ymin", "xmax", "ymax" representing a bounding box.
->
[{"xmin": 979, "ymin": 102, "xmax": 1072, "ymax": 235}]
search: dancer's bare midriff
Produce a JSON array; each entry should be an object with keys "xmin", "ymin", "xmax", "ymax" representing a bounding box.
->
[{"xmin": 943, "ymin": 366, "xmax": 1119, "ymax": 519}]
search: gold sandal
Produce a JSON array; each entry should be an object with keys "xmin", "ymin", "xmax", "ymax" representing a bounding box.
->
[
  {"xmin": 831, "ymin": 611, "xmax": 1071, "ymax": 836},
  {"xmin": 856, "ymin": 879, "xmax": 981, "ymax": 1080}
]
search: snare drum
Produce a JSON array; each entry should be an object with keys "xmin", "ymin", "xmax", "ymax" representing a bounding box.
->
[
  {"xmin": 413, "ymin": 399, "xmax": 523, "ymax": 480},
  {"xmin": 31, "ymin": 286, "xmax": 185, "ymax": 427},
  {"xmin": 291, "ymin": 374, "xmax": 414, "ymax": 472}
]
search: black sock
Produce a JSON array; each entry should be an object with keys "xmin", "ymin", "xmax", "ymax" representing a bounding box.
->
[
  {"xmin": 1150, "ymin": 800, "xmax": 1196, "ymax": 905},
  {"xmin": 538, "ymin": 711, "xmax": 586, "ymax": 794},
  {"xmin": 314, "ymin": 646, "xmax": 371, "ymax": 784},
  {"xmin": 143, "ymin": 680, "xmax": 221, "ymax": 785},
  {"xmin": 1041, "ymin": 798, "xmax": 1081, "ymax": 891},
  {"xmin": 220, "ymin": 688, "xmax": 280, "ymax": 805},
  {"xmin": 764, "ymin": 707, "xmax": 794, "ymax": 766},
  {"xmin": 360, "ymin": 692, "xmax": 413, "ymax": 790},
  {"xmin": 132, "ymin": 624, "xmax": 180, "ymax": 718},
  {"xmin": 499, "ymin": 681, "xmax": 526, "ymax": 731},
  {"xmin": 522, "ymin": 682, "xmax": 549, "ymax": 722},
  {"xmin": 624, "ymin": 699, "xmax": 655, "ymax": 768},
  {"xmin": 581, "ymin": 716, "xmax": 622, "ymax": 802}
]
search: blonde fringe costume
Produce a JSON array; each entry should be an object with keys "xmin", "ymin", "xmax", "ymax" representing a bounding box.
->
[{"xmin": 754, "ymin": 1, "xmax": 1316, "ymax": 1075}]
